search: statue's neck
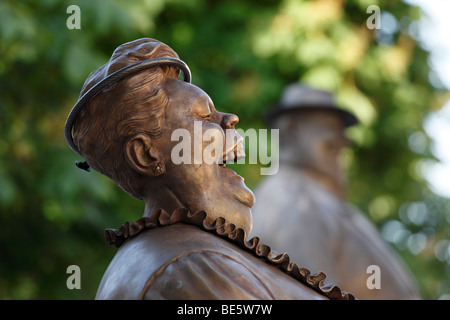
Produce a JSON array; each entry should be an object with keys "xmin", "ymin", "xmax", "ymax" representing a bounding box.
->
[
  {"xmin": 301, "ymin": 166, "xmax": 346, "ymax": 200},
  {"xmin": 280, "ymin": 158, "xmax": 346, "ymax": 201},
  {"xmin": 143, "ymin": 185, "xmax": 186, "ymax": 218},
  {"xmin": 142, "ymin": 183, "xmax": 253, "ymax": 236}
]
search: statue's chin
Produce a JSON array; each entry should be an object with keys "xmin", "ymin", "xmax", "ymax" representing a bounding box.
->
[
  {"xmin": 231, "ymin": 184, "xmax": 255, "ymax": 209},
  {"xmin": 219, "ymin": 164, "xmax": 255, "ymax": 209}
]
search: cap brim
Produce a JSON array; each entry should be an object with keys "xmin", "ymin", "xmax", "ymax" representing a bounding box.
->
[{"xmin": 264, "ymin": 104, "xmax": 359, "ymax": 128}]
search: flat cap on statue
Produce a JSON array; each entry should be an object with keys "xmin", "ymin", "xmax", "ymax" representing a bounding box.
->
[
  {"xmin": 266, "ymin": 83, "xmax": 358, "ymax": 128},
  {"xmin": 64, "ymin": 38, "xmax": 191, "ymax": 171}
]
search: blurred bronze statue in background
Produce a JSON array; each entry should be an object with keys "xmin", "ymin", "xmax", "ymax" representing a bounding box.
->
[
  {"xmin": 251, "ymin": 83, "xmax": 421, "ymax": 299},
  {"xmin": 64, "ymin": 39, "xmax": 354, "ymax": 300}
]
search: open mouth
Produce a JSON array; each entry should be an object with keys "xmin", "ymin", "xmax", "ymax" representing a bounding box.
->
[
  {"xmin": 218, "ymin": 136, "xmax": 255, "ymax": 208},
  {"xmin": 219, "ymin": 138, "xmax": 246, "ymax": 167}
]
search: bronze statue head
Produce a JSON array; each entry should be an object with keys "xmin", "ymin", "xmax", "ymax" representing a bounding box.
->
[
  {"xmin": 276, "ymin": 109, "xmax": 352, "ymax": 184},
  {"xmin": 268, "ymin": 84, "xmax": 358, "ymax": 198},
  {"xmin": 65, "ymin": 38, "xmax": 255, "ymax": 235}
]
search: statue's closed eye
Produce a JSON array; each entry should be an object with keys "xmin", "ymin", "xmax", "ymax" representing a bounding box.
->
[{"xmin": 193, "ymin": 101, "xmax": 213, "ymax": 120}]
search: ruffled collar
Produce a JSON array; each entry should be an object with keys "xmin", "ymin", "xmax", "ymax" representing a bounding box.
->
[{"xmin": 104, "ymin": 208, "xmax": 356, "ymax": 300}]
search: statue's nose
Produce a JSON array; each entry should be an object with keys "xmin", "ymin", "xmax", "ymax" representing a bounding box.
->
[{"xmin": 221, "ymin": 113, "xmax": 239, "ymax": 129}]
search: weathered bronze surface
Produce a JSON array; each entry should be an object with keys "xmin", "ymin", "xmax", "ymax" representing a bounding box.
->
[
  {"xmin": 251, "ymin": 83, "xmax": 421, "ymax": 300},
  {"xmin": 65, "ymin": 39, "xmax": 354, "ymax": 300}
]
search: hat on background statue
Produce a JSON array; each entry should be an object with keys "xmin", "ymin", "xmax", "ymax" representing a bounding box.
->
[{"xmin": 265, "ymin": 83, "xmax": 359, "ymax": 128}]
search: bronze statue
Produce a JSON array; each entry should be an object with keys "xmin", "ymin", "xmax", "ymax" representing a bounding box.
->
[
  {"xmin": 251, "ymin": 83, "xmax": 421, "ymax": 299},
  {"xmin": 64, "ymin": 38, "xmax": 354, "ymax": 300}
]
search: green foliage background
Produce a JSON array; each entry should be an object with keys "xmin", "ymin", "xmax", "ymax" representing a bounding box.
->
[{"xmin": 1, "ymin": 0, "xmax": 449, "ymax": 299}]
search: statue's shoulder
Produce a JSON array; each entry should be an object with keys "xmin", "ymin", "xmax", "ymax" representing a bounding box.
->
[
  {"xmin": 95, "ymin": 223, "xmax": 228, "ymax": 299},
  {"xmin": 96, "ymin": 223, "xmax": 326, "ymax": 300},
  {"xmin": 95, "ymin": 210, "xmax": 354, "ymax": 300}
]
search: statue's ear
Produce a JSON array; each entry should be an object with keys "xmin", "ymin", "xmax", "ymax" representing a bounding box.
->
[{"xmin": 125, "ymin": 134, "xmax": 165, "ymax": 176}]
